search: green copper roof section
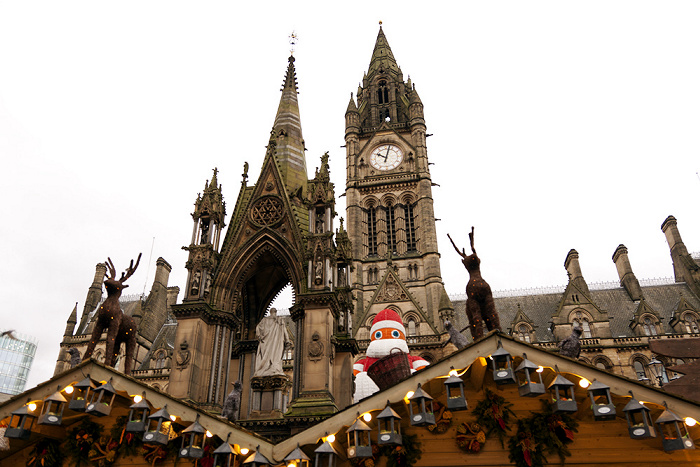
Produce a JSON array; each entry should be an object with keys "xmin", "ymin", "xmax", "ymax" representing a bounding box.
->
[
  {"xmin": 273, "ymin": 55, "xmax": 308, "ymax": 195},
  {"xmin": 367, "ymin": 25, "xmax": 401, "ymax": 79}
]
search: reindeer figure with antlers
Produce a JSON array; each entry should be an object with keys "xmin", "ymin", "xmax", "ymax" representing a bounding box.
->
[{"xmin": 82, "ymin": 254, "xmax": 141, "ymax": 375}]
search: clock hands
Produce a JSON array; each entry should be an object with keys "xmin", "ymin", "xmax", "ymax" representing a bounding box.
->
[{"xmin": 383, "ymin": 146, "xmax": 390, "ymax": 161}]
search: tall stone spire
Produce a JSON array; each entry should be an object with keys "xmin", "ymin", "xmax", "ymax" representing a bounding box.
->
[
  {"xmin": 272, "ymin": 55, "xmax": 308, "ymax": 194},
  {"xmin": 367, "ymin": 23, "xmax": 401, "ymax": 78}
]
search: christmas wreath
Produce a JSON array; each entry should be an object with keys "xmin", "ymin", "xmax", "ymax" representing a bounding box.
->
[
  {"xmin": 456, "ymin": 422, "xmax": 486, "ymax": 453},
  {"xmin": 471, "ymin": 388, "xmax": 515, "ymax": 447},
  {"xmin": 26, "ymin": 438, "xmax": 64, "ymax": 467},
  {"xmin": 427, "ymin": 401, "xmax": 452, "ymax": 434},
  {"xmin": 380, "ymin": 433, "xmax": 421, "ymax": 467},
  {"xmin": 67, "ymin": 418, "xmax": 103, "ymax": 466},
  {"xmin": 507, "ymin": 401, "xmax": 579, "ymax": 467}
]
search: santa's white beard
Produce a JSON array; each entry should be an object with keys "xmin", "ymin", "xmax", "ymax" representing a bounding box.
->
[{"xmin": 366, "ymin": 338, "xmax": 409, "ymax": 358}]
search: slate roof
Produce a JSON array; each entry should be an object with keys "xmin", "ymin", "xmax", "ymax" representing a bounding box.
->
[{"xmin": 451, "ymin": 281, "xmax": 700, "ymax": 344}]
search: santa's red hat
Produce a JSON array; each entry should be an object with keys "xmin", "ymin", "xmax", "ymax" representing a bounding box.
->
[{"xmin": 370, "ymin": 309, "xmax": 405, "ymax": 336}]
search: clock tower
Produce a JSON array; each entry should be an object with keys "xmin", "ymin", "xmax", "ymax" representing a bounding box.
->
[{"xmin": 345, "ymin": 25, "xmax": 453, "ymax": 361}]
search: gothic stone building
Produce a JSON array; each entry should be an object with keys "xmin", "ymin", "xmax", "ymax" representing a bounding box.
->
[{"xmin": 54, "ymin": 27, "xmax": 700, "ymax": 433}]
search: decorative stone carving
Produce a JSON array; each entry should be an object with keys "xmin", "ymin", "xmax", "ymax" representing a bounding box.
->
[
  {"xmin": 250, "ymin": 196, "xmax": 284, "ymax": 226},
  {"xmin": 308, "ymin": 331, "xmax": 324, "ymax": 362},
  {"xmin": 176, "ymin": 341, "xmax": 191, "ymax": 369},
  {"xmin": 376, "ymin": 274, "xmax": 408, "ymax": 302},
  {"xmin": 253, "ymin": 308, "xmax": 291, "ymax": 377}
]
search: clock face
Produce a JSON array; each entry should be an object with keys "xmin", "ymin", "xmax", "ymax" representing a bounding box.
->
[{"xmin": 369, "ymin": 144, "xmax": 403, "ymax": 171}]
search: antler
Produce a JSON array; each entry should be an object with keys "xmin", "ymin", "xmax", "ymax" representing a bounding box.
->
[
  {"xmin": 105, "ymin": 257, "xmax": 117, "ymax": 279},
  {"xmin": 119, "ymin": 253, "xmax": 142, "ymax": 283}
]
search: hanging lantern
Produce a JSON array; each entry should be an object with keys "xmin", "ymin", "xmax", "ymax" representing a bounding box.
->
[
  {"xmin": 283, "ymin": 443, "xmax": 310, "ymax": 467},
  {"xmin": 408, "ymin": 383, "xmax": 436, "ymax": 426},
  {"xmin": 655, "ymin": 402, "xmax": 695, "ymax": 451},
  {"xmin": 86, "ymin": 378, "xmax": 117, "ymax": 417},
  {"xmin": 515, "ymin": 354, "xmax": 545, "ymax": 397},
  {"xmin": 213, "ymin": 433, "xmax": 238, "ymax": 467},
  {"xmin": 444, "ymin": 368, "xmax": 468, "ymax": 410},
  {"xmin": 126, "ymin": 392, "xmax": 150, "ymax": 433},
  {"xmin": 346, "ymin": 412, "xmax": 373, "ymax": 459},
  {"xmin": 377, "ymin": 400, "xmax": 402, "ymax": 446},
  {"xmin": 314, "ymin": 437, "xmax": 339, "ymax": 467},
  {"xmin": 623, "ymin": 391, "xmax": 655, "ymax": 439},
  {"xmin": 143, "ymin": 405, "xmax": 173, "ymax": 445},
  {"xmin": 547, "ymin": 366, "xmax": 577, "ymax": 413},
  {"xmin": 179, "ymin": 414, "xmax": 207, "ymax": 458},
  {"xmin": 491, "ymin": 341, "xmax": 516, "ymax": 384},
  {"xmin": 68, "ymin": 375, "xmax": 96, "ymax": 412},
  {"xmin": 587, "ymin": 380, "xmax": 615, "ymax": 421},
  {"xmin": 243, "ymin": 445, "xmax": 273, "ymax": 466},
  {"xmin": 38, "ymin": 385, "xmax": 67, "ymax": 426},
  {"xmin": 4, "ymin": 400, "xmax": 38, "ymax": 440}
]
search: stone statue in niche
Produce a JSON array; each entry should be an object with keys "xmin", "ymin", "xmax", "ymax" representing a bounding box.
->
[
  {"xmin": 82, "ymin": 254, "xmax": 141, "ymax": 375},
  {"xmin": 448, "ymin": 227, "xmax": 501, "ymax": 340},
  {"xmin": 203, "ymin": 273, "xmax": 212, "ymax": 297},
  {"xmin": 191, "ymin": 270, "xmax": 201, "ymax": 295},
  {"xmin": 200, "ymin": 219, "xmax": 210, "ymax": 244},
  {"xmin": 314, "ymin": 256, "xmax": 323, "ymax": 285},
  {"xmin": 176, "ymin": 341, "xmax": 191, "ymax": 369},
  {"xmin": 316, "ymin": 212, "xmax": 325, "ymax": 233},
  {"xmin": 253, "ymin": 308, "xmax": 291, "ymax": 377}
]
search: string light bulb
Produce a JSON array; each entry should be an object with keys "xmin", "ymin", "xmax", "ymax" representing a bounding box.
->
[
  {"xmin": 133, "ymin": 394, "xmax": 142, "ymax": 403},
  {"xmin": 536, "ymin": 366, "xmax": 544, "ymax": 373},
  {"xmin": 170, "ymin": 414, "xmax": 177, "ymax": 421},
  {"xmin": 64, "ymin": 385, "xmax": 74, "ymax": 394},
  {"xmin": 27, "ymin": 402, "xmax": 37, "ymax": 412},
  {"xmin": 240, "ymin": 447, "xmax": 249, "ymax": 455},
  {"xmin": 579, "ymin": 378, "xmax": 590, "ymax": 388},
  {"xmin": 685, "ymin": 417, "xmax": 697, "ymax": 426},
  {"xmin": 362, "ymin": 412, "xmax": 372, "ymax": 423}
]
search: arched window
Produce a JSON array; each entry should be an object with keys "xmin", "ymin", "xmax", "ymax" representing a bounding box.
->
[
  {"xmin": 593, "ymin": 357, "xmax": 612, "ymax": 371},
  {"xmin": 377, "ymin": 81, "xmax": 389, "ymax": 104},
  {"xmin": 154, "ymin": 351, "xmax": 166, "ymax": 369},
  {"xmin": 367, "ymin": 207, "xmax": 378, "ymax": 256},
  {"xmin": 407, "ymin": 319, "xmax": 417, "ymax": 337},
  {"xmin": 516, "ymin": 324, "xmax": 531, "ymax": 343},
  {"xmin": 642, "ymin": 316, "xmax": 658, "ymax": 336},
  {"xmin": 386, "ymin": 203, "xmax": 397, "ymax": 254},
  {"xmin": 404, "ymin": 203, "xmax": 416, "ymax": 252},
  {"xmin": 572, "ymin": 311, "xmax": 592, "ymax": 338},
  {"xmin": 633, "ymin": 360, "xmax": 648, "ymax": 381},
  {"xmin": 684, "ymin": 314, "xmax": 700, "ymax": 334}
]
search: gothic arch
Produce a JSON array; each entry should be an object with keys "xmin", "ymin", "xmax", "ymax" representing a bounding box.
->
[
  {"xmin": 362, "ymin": 196, "xmax": 380, "ymax": 209},
  {"xmin": 215, "ymin": 233, "xmax": 304, "ymax": 340},
  {"xmin": 593, "ymin": 355, "xmax": 613, "ymax": 371},
  {"xmin": 399, "ymin": 192, "xmax": 415, "ymax": 205},
  {"xmin": 380, "ymin": 193, "xmax": 398, "ymax": 207}
]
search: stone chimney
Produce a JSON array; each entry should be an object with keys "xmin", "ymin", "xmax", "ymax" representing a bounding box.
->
[
  {"xmin": 612, "ymin": 244, "xmax": 643, "ymax": 301},
  {"xmin": 78, "ymin": 262, "xmax": 107, "ymax": 334},
  {"xmin": 153, "ymin": 257, "xmax": 172, "ymax": 288},
  {"xmin": 564, "ymin": 249, "xmax": 590, "ymax": 296},
  {"xmin": 167, "ymin": 286, "xmax": 180, "ymax": 311},
  {"xmin": 662, "ymin": 215, "xmax": 700, "ymax": 296}
]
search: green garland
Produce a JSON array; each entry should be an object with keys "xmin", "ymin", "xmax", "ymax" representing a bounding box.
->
[
  {"xmin": 471, "ymin": 388, "xmax": 515, "ymax": 447},
  {"xmin": 26, "ymin": 438, "xmax": 64, "ymax": 467},
  {"xmin": 507, "ymin": 401, "xmax": 579, "ymax": 467}
]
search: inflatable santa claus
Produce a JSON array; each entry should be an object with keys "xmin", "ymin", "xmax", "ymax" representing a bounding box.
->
[{"xmin": 353, "ymin": 309, "xmax": 430, "ymax": 402}]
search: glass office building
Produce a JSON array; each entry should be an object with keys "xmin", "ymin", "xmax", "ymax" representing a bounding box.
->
[{"xmin": 0, "ymin": 331, "xmax": 37, "ymax": 396}]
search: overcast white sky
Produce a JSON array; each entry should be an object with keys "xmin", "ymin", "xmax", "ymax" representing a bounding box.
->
[{"xmin": 1, "ymin": 1, "xmax": 699, "ymax": 390}]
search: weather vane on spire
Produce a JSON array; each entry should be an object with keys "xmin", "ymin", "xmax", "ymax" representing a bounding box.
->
[{"xmin": 289, "ymin": 31, "xmax": 298, "ymax": 55}]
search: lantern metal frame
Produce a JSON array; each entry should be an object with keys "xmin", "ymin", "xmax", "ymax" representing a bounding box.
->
[
  {"xmin": 655, "ymin": 402, "xmax": 695, "ymax": 451},
  {"xmin": 491, "ymin": 341, "xmax": 516, "ymax": 384},
  {"xmin": 587, "ymin": 380, "xmax": 615, "ymax": 421},
  {"xmin": 243, "ymin": 445, "xmax": 273, "ymax": 466},
  {"xmin": 547, "ymin": 367, "xmax": 577, "ymax": 413},
  {"xmin": 213, "ymin": 433, "xmax": 238, "ymax": 467},
  {"xmin": 68, "ymin": 375, "xmax": 96, "ymax": 412},
  {"xmin": 377, "ymin": 400, "xmax": 402, "ymax": 446},
  {"xmin": 179, "ymin": 414, "xmax": 207, "ymax": 458},
  {"xmin": 86, "ymin": 377, "xmax": 117, "ymax": 417},
  {"xmin": 4, "ymin": 401, "xmax": 38, "ymax": 440},
  {"xmin": 515, "ymin": 354, "xmax": 545, "ymax": 397},
  {"xmin": 283, "ymin": 442, "xmax": 311, "ymax": 467},
  {"xmin": 346, "ymin": 413, "xmax": 373, "ymax": 459},
  {"xmin": 314, "ymin": 438, "xmax": 339, "ymax": 467},
  {"xmin": 444, "ymin": 368, "xmax": 468, "ymax": 410},
  {"xmin": 143, "ymin": 404, "xmax": 173, "ymax": 445},
  {"xmin": 38, "ymin": 385, "xmax": 67, "ymax": 426},
  {"xmin": 623, "ymin": 391, "xmax": 655, "ymax": 439},
  {"xmin": 126, "ymin": 392, "xmax": 150, "ymax": 433},
  {"xmin": 408, "ymin": 383, "xmax": 436, "ymax": 426}
]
